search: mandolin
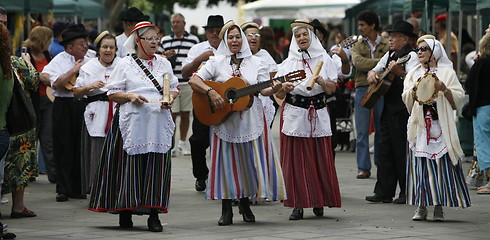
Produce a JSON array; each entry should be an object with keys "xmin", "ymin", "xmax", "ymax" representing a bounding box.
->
[
  {"xmin": 193, "ymin": 70, "xmax": 306, "ymax": 126},
  {"xmin": 361, "ymin": 54, "xmax": 411, "ymax": 109}
]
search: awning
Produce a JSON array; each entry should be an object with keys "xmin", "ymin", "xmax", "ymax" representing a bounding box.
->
[
  {"xmin": 242, "ymin": 0, "xmax": 361, "ymax": 20},
  {"xmin": 52, "ymin": 0, "xmax": 104, "ymax": 19},
  {"xmin": 0, "ymin": 0, "xmax": 52, "ymax": 14}
]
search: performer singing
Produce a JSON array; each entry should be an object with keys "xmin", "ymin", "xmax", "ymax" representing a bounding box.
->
[{"xmin": 188, "ymin": 21, "xmax": 285, "ymax": 226}]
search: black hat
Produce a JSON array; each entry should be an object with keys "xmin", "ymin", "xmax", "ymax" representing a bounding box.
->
[
  {"xmin": 202, "ymin": 15, "xmax": 224, "ymax": 29},
  {"xmin": 52, "ymin": 20, "xmax": 68, "ymax": 37},
  {"xmin": 309, "ymin": 19, "xmax": 329, "ymax": 37},
  {"xmin": 60, "ymin": 24, "xmax": 88, "ymax": 46},
  {"xmin": 388, "ymin": 21, "xmax": 417, "ymax": 38},
  {"xmin": 121, "ymin": 7, "xmax": 150, "ymax": 22}
]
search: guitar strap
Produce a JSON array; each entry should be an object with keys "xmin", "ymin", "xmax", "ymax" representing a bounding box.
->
[{"xmin": 131, "ymin": 54, "xmax": 163, "ymax": 94}]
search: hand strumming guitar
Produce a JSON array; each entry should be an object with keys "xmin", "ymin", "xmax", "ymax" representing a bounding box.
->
[
  {"xmin": 367, "ymin": 70, "xmax": 379, "ymax": 84},
  {"xmin": 387, "ymin": 60, "xmax": 406, "ymax": 78}
]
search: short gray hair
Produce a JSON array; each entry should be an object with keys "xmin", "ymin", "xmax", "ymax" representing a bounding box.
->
[{"xmin": 171, "ymin": 13, "xmax": 185, "ymax": 22}]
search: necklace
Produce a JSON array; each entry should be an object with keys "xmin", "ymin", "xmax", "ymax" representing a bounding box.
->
[{"xmin": 230, "ymin": 57, "xmax": 243, "ymax": 77}]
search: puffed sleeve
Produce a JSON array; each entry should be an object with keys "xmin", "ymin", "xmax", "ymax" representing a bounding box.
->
[
  {"xmin": 196, "ymin": 56, "xmax": 217, "ymax": 81},
  {"xmin": 161, "ymin": 57, "xmax": 179, "ymax": 92},
  {"xmin": 321, "ymin": 53, "xmax": 338, "ymax": 82},
  {"xmin": 256, "ymin": 58, "xmax": 269, "ymax": 83},
  {"xmin": 106, "ymin": 59, "xmax": 127, "ymax": 95}
]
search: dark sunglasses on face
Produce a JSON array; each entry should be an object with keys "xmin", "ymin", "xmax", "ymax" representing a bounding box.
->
[{"xmin": 415, "ymin": 46, "xmax": 430, "ymax": 52}]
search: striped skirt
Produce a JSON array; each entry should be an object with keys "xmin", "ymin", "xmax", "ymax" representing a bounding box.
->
[
  {"xmin": 81, "ymin": 124, "xmax": 105, "ymax": 194},
  {"xmin": 280, "ymin": 133, "xmax": 341, "ymax": 208},
  {"xmin": 206, "ymin": 125, "xmax": 286, "ymax": 201},
  {"xmin": 406, "ymin": 150, "xmax": 471, "ymax": 207},
  {"xmin": 88, "ymin": 111, "xmax": 171, "ymax": 214}
]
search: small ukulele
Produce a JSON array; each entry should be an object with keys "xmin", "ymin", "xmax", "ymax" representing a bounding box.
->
[
  {"xmin": 193, "ymin": 70, "xmax": 306, "ymax": 126},
  {"xmin": 361, "ymin": 54, "xmax": 411, "ymax": 109}
]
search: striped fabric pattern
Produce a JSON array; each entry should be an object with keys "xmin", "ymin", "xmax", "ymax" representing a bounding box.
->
[
  {"xmin": 406, "ymin": 149, "xmax": 471, "ymax": 208},
  {"xmin": 88, "ymin": 112, "xmax": 171, "ymax": 214},
  {"xmin": 161, "ymin": 33, "xmax": 199, "ymax": 82},
  {"xmin": 206, "ymin": 125, "xmax": 286, "ymax": 201},
  {"xmin": 280, "ymin": 134, "xmax": 342, "ymax": 208}
]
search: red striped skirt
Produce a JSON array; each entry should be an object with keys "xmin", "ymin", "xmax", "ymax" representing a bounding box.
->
[{"xmin": 280, "ymin": 133, "xmax": 341, "ymax": 208}]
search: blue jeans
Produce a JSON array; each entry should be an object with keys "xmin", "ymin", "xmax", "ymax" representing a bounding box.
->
[
  {"xmin": 0, "ymin": 129, "xmax": 10, "ymax": 186},
  {"xmin": 354, "ymin": 86, "xmax": 383, "ymax": 174}
]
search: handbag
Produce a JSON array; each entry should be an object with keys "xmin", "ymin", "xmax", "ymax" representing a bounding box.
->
[{"xmin": 6, "ymin": 68, "xmax": 37, "ymax": 136}]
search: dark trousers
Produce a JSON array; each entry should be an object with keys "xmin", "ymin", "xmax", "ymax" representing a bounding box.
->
[
  {"xmin": 374, "ymin": 109, "xmax": 409, "ymax": 198},
  {"xmin": 52, "ymin": 97, "xmax": 85, "ymax": 196},
  {"xmin": 189, "ymin": 111, "xmax": 209, "ymax": 180},
  {"xmin": 38, "ymin": 96, "xmax": 56, "ymax": 183}
]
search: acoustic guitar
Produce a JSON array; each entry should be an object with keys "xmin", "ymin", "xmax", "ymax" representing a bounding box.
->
[
  {"xmin": 361, "ymin": 54, "xmax": 411, "ymax": 109},
  {"xmin": 193, "ymin": 70, "xmax": 306, "ymax": 126}
]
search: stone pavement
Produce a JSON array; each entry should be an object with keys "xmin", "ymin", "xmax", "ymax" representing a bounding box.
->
[{"xmin": 1, "ymin": 118, "xmax": 489, "ymax": 240}]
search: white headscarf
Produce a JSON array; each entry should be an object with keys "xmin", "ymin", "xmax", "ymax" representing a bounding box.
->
[
  {"xmin": 216, "ymin": 26, "xmax": 252, "ymax": 59},
  {"xmin": 123, "ymin": 27, "xmax": 153, "ymax": 55},
  {"xmin": 288, "ymin": 26, "xmax": 325, "ymax": 60},
  {"xmin": 423, "ymin": 38, "xmax": 453, "ymax": 68}
]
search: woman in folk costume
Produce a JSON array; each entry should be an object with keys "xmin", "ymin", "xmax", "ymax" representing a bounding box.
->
[
  {"xmin": 188, "ymin": 21, "xmax": 286, "ymax": 226},
  {"xmin": 88, "ymin": 22, "xmax": 179, "ymax": 232},
  {"xmin": 73, "ymin": 31, "xmax": 120, "ymax": 194},
  {"xmin": 402, "ymin": 35, "xmax": 470, "ymax": 222},
  {"xmin": 275, "ymin": 20, "xmax": 341, "ymax": 220}
]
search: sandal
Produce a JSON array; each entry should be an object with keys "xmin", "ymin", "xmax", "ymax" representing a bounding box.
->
[
  {"xmin": 10, "ymin": 208, "xmax": 37, "ymax": 218},
  {"xmin": 477, "ymin": 186, "xmax": 490, "ymax": 194}
]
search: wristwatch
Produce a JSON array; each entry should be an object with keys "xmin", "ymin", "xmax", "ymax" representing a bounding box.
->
[{"xmin": 442, "ymin": 88, "xmax": 450, "ymax": 94}]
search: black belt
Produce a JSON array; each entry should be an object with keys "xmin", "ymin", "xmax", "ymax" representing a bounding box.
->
[
  {"xmin": 285, "ymin": 93, "xmax": 328, "ymax": 109},
  {"xmin": 87, "ymin": 93, "xmax": 109, "ymax": 104}
]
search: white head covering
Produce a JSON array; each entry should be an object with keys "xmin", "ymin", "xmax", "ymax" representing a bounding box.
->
[
  {"xmin": 216, "ymin": 25, "xmax": 252, "ymax": 59},
  {"xmin": 288, "ymin": 26, "xmax": 325, "ymax": 60},
  {"xmin": 423, "ymin": 38, "xmax": 453, "ymax": 68},
  {"xmin": 123, "ymin": 27, "xmax": 155, "ymax": 55}
]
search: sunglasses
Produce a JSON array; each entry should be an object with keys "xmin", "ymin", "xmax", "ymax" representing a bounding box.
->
[{"xmin": 415, "ymin": 46, "xmax": 431, "ymax": 52}]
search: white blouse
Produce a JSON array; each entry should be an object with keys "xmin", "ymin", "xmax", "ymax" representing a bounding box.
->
[
  {"xmin": 254, "ymin": 49, "xmax": 278, "ymax": 127},
  {"xmin": 276, "ymin": 53, "xmax": 338, "ymax": 137},
  {"xmin": 197, "ymin": 54, "xmax": 269, "ymax": 143},
  {"xmin": 106, "ymin": 55, "xmax": 179, "ymax": 155},
  {"xmin": 74, "ymin": 57, "xmax": 121, "ymax": 137},
  {"xmin": 42, "ymin": 51, "xmax": 90, "ymax": 97}
]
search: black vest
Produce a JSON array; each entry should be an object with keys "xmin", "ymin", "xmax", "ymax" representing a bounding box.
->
[{"xmin": 383, "ymin": 45, "xmax": 413, "ymax": 113}]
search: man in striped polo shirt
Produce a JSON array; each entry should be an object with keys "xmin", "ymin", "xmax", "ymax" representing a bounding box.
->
[{"xmin": 161, "ymin": 13, "xmax": 200, "ymax": 156}]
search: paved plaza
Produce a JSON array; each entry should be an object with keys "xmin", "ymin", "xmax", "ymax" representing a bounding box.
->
[{"xmin": 1, "ymin": 117, "xmax": 489, "ymax": 240}]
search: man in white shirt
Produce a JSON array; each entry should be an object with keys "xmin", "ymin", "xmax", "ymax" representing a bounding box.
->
[
  {"xmin": 41, "ymin": 24, "xmax": 91, "ymax": 202},
  {"xmin": 181, "ymin": 15, "xmax": 224, "ymax": 192},
  {"xmin": 116, "ymin": 7, "xmax": 149, "ymax": 57},
  {"xmin": 161, "ymin": 13, "xmax": 199, "ymax": 157}
]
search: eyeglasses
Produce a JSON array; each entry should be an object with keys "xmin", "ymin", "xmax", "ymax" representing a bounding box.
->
[
  {"xmin": 388, "ymin": 34, "xmax": 404, "ymax": 39},
  {"xmin": 415, "ymin": 46, "xmax": 430, "ymax": 52},
  {"xmin": 246, "ymin": 33, "xmax": 260, "ymax": 38},
  {"xmin": 74, "ymin": 41, "xmax": 88, "ymax": 47},
  {"xmin": 140, "ymin": 37, "xmax": 161, "ymax": 42}
]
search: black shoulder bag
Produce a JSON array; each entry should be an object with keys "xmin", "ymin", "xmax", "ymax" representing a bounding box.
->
[{"xmin": 6, "ymin": 68, "xmax": 37, "ymax": 136}]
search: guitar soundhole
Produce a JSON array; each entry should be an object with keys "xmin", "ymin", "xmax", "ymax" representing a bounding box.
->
[{"xmin": 226, "ymin": 90, "xmax": 237, "ymax": 102}]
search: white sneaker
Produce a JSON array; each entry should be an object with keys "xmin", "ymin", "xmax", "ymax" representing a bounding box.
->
[
  {"xmin": 178, "ymin": 141, "xmax": 191, "ymax": 156},
  {"xmin": 171, "ymin": 149, "xmax": 177, "ymax": 157},
  {"xmin": 412, "ymin": 206, "xmax": 428, "ymax": 221},
  {"xmin": 433, "ymin": 205, "xmax": 444, "ymax": 222},
  {"xmin": 0, "ymin": 197, "xmax": 8, "ymax": 204}
]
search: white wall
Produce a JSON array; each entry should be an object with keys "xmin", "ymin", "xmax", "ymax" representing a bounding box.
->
[{"xmin": 173, "ymin": 0, "xmax": 239, "ymax": 35}]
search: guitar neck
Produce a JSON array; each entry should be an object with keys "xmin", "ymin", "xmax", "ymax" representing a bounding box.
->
[{"xmin": 235, "ymin": 76, "xmax": 285, "ymax": 98}]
